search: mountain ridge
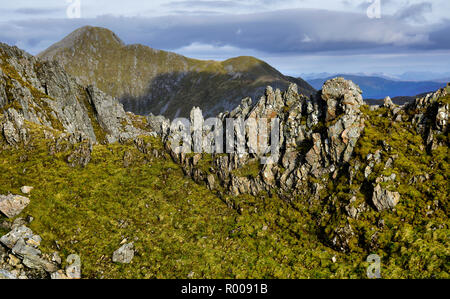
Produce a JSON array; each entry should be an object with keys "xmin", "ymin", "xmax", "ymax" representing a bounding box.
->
[
  {"xmin": 38, "ymin": 26, "xmax": 315, "ymax": 119},
  {"xmin": 1, "ymin": 41, "xmax": 448, "ymax": 279}
]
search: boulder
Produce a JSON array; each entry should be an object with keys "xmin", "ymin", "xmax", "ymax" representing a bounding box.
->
[
  {"xmin": 0, "ymin": 195, "xmax": 30, "ymax": 218},
  {"xmin": 20, "ymin": 186, "xmax": 34, "ymax": 194},
  {"xmin": 112, "ymin": 243, "xmax": 135, "ymax": 264},
  {"xmin": 383, "ymin": 96, "xmax": 395, "ymax": 109},
  {"xmin": 50, "ymin": 254, "xmax": 81, "ymax": 279},
  {"xmin": 372, "ymin": 184, "xmax": 401, "ymax": 211},
  {"xmin": 0, "ymin": 225, "xmax": 58, "ymax": 273},
  {"xmin": 0, "ymin": 225, "xmax": 34, "ymax": 249},
  {"xmin": 321, "ymin": 77, "xmax": 364, "ymax": 122}
]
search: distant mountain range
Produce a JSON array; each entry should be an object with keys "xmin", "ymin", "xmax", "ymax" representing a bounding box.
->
[
  {"xmin": 306, "ymin": 74, "xmax": 447, "ymax": 101},
  {"xmin": 38, "ymin": 26, "xmax": 315, "ymax": 119},
  {"xmin": 301, "ymin": 72, "xmax": 450, "ymax": 82}
]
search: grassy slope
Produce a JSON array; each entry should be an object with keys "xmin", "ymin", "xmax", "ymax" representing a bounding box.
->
[
  {"xmin": 321, "ymin": 100, "xmax": 449, "ymax": 278},
  {"xmin": 0, "ymin": 124, "xmax": 359, "ymax": 279},
  {"xmin": 0, "ymin": 99, "xmax": 448, "ymax": 279}
]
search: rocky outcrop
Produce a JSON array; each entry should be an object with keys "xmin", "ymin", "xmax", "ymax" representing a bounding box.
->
[
  {"xmin": 165, "ymin": 77, "xmax": 366, "ymax": 199},
  {"xmin": 0, "ymin": 223, "xmax": 61, "ymax": 278},
  {"xmin": 407, "ymin": 85, "xmax": 448, "ymax": 151},
  {"xmin": 0, "ymin": 108, "xmax": 29, "ymax": 146},
  {"xmin": 322, "ymin": 78, "xmax": 365, "ymax": 164},
  {"xmin": 0, "ymin": 43, "xmax": 153, "ymax": 149},
  {"xmin": 147, "ymin": 114, "xmax": 170, "ymax": 139}
]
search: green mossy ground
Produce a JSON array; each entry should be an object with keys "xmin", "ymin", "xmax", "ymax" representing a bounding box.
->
[
  {"xmin": 232, "ymin": 159, "xmax": 262, "ymax": 178},
  {"xmin": 0, "ymin": 123, "xmax": 369, "ymax": 279},
  {"xmin": 0, "ymin": 100, "xmax": 448, "ymax": 279}
]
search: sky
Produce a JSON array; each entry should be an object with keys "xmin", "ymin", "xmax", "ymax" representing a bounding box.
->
[{"xmin": 1, "ymin": 0, "xmax": 450, "ymax": 79}]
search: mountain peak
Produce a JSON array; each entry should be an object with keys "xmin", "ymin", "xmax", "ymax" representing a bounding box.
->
[{"xmin": 37, "ymin": 26, "xmax": 124, "ymax": 60}]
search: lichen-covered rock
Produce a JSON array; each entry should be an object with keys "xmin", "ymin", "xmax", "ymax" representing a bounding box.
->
[
  {"xmin": 167, "ymin": 78, "xmax": 367, "ymax": 198},
  {"xmin": 86, "ymin": 85, "xmax": 148, "ymax": 143},
  {"xmin": 372, "ymin": 184, "xmax": 401, "ymax": 211},
  {"xmin": 0, "ymin": 194, "xmax": 30, "ymax": 218},
  {"xmin": 0, "ymin": 225, "xmax": 62, "ymax": 276},
  {"xmin": 112, "ymin": 243, "xmax": 134, "ymax": 264},
  {"xmin": 0, "ymin": 43, "xmax": 152, "ymax": 148},
  {"xmin": 1, "ymin": 108, "xmax": 29, "ymax": 146},
  {"xmin": 322, "ymin": 78, "xmax": 366, "ymax": 164},
  {"xmin": 146, "ymin": 114, "xmax": 170, "ymax": 139},
  {"xmin": 435, "ymin": 101, "xmax": 448, "ymax": 132},
  {"xmin": 321, "ymin": 77, "xmax": 364, "ymax": 122}
]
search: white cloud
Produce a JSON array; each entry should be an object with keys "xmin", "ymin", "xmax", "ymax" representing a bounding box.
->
[
  {"xmin": 173, "ymin": 42, "xmax": 262, "ymax": 60},
  {"xmin": 1, "ymin": 0, "xmax": 449, "ymax": 24}
]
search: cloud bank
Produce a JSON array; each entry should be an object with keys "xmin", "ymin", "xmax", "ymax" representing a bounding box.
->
[{"xmin": 0, "ymin": 2, "xmax": 449, "ymax": 76}]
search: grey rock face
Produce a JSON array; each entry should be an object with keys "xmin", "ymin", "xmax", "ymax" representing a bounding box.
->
[
  {"xmin": 0, "ymin": 43, "xmax": 152, "ymax": 148},
  {"xmin": 406, "ymin": 86, "xmax": 448, "ymax": 152},
  {"xmin": 0, "ymin": 194, "xmax": 30, "ymax": 218},
  {"xmin": 147, "ymin": 114, "xmax": 170, "ymax": 139},
  {"xmin": 86, "ymin": 85, "xmax": 148, "ymax": 143},
  {"xmin": 112, "ymin": 243, "xmax": 135, "ymax": 264},
  {"xmin": 372, "ymin": 184, "xmax": 401, "ymax": 211},
  {"xmin": 166, "ymin": 78, "xmax": 366, "ymax": 200},
  {"xmin": 435, "ymin": 101, "xmax": 448, "ymax": 132},
  {"xmin": 322, "ymin": 78, "xmax": 366, "ymax": 164},
  {"xmin": 0, "ymin": 43, "xmax": 97, "ymax": 142},
  {"xmin": 1, "ymin": 108, "xmax": 29, "ymax": 146}
]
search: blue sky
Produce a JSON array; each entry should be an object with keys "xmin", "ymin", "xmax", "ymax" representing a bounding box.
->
[{"xmin": 1, "ymin": 0, "xmax": 450, "ymax": 78}]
